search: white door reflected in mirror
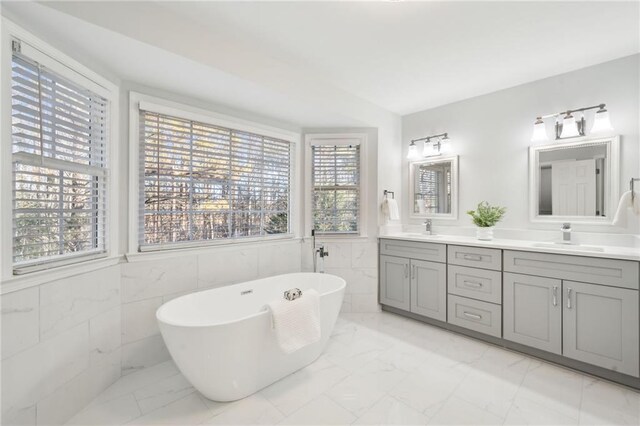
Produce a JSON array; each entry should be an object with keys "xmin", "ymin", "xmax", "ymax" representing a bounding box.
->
[{"xmin": 530, "ymin": 136, "xmax": 620, "ymax": 224}]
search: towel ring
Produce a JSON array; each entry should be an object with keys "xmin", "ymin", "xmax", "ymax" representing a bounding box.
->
[{"xmin": 383, "ymin": 190, "xmax": 395, "ymax": 199}]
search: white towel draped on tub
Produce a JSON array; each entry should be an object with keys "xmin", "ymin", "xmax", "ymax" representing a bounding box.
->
[{"xmin": 267, "ymin": 289, "xmax": 321, "ymax": 354}]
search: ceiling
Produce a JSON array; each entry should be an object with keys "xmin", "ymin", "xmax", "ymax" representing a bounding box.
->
[
  {"xmin": 153, "ymin": 1, "xmax": 640, "ymax": 115},
  {"xmin": 4, "ymin": 1, "xmax": 640, "ymax": 120}
]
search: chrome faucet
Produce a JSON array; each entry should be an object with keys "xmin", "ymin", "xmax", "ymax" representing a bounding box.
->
[
  {"xmin": 315, "ymin": 244, "xmax": 329, "ymax": 273},
  {"xmin": 317, "ymin": 245, "xmax": 329, "ymax": 259},
  {"xmin": 561, "ymin": 223, "xmax": 572, "ymax": 243},
  {"xmin": 424, "ymin": 219, "xmax": 432, "ymax": 235}
]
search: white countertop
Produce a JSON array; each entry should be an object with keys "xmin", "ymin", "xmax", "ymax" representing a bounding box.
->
[{"xmin": 380, "ymin": 232, "xmax": 640, "ymax": 261}]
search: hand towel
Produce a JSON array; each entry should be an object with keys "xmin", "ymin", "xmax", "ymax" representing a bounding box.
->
[
  {"xmin": 267, "ymin": 289, "xmax": 321, "ymax": 354},
  {"xmin": 381, "ymin": 198, "xmax": 390, "ymax": 221},
  {"xmin": 384, "ymin": 198, "xmax": 400, "ymax": 220},
  {"xmin": 612, "ymin": 191, "xmax": 640, "ymax": 226}
]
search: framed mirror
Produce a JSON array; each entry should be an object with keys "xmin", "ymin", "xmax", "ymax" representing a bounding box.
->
[
  {"xmin": 409, "ymin": 155, "xmax": 458, "ymax": 219},
  {"xmin": 529, "ymin": 136, "xmax": 619, "ymax": 224}
]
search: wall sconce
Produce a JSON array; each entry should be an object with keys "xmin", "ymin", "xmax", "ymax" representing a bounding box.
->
[
  {"xmin": 406, "ymin": 132, "xmax": 452, "ymax": 160},
  {"xmin": 530, "ymin": 103, "xmax": 613, "ymax": 142}
]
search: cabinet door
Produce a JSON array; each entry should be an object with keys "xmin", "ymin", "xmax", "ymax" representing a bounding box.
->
[
  {"xmin": 503, "ymin": 273, "xmax": 562, "ymax": 354},
  {"xmin": 379, "ymin": 255, "xmax": 410, "ymax": 311},
  {"xmin": 410, "ymin": 259, "xmax": 446, "ymax": 321},
  {"xmin": 563, "ymin": 281, "xmax": 639, "ymax": 377}
]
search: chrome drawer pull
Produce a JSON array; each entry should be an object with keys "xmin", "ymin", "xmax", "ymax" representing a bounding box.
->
[
  {"xmin": 404, "ymin": 264, "xmax": 408, "ymax": 278},
  {"xmin": 462, "ymin": 311, "xmax": 482, "ymax": 320},
  {"xmin": 463, "ymin": 254, "xmax": 483, "ymax": 261},
  {"xmin": 552, "ymin": 286, "xmax": 558, "ymax": 307},
  {"xmin": 463, "ymin": 280, "xmax": 483, "ymax": 288},
  {"xmin": 567, "ymin": 288, "xmax": 572, "ymax": 309},
  {"xmin": 411, "ymin": 264, "xmax": 415, "ymax": 279}
]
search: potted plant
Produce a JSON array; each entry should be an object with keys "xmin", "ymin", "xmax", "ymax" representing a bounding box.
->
[{"xmin": 467, "ymin": 201, "xmax": 506, "ymax": 240}]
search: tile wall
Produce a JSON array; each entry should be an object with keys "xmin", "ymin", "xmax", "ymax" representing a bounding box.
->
[{"xmin": 1, "ymin": 265, "xmax": 121, "ymax": 425}]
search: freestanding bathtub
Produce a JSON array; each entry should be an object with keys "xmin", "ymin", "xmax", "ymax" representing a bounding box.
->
[{"xmin": 156, "ymin": 272, "xmax": 345, "ymax": 401}]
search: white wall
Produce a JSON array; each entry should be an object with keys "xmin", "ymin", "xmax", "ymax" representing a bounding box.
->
[{"xmin": 402, "ymin": 54, "xmax": 640, "ymax": 234}]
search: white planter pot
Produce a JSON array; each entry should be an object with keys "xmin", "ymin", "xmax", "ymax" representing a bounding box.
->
[{"xmin": 476, "ymin": 226, "xmax": 494, "ymax": 241}]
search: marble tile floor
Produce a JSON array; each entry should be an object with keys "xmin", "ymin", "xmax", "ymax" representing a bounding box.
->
[{"xmin": 66, "ymin": 311, "xmax": 640, "ymax": 425}]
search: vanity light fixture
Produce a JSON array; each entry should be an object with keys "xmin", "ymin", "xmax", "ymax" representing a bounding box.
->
[
  {"xmin": 531, "ymin": 103, "xmax": 613, "ymax": 142},
  {"xmin": 531, "ymin": 117, "xmax": 548, "ymax": 142},
  {"xmin": 407, "ymin": 132, "xmax": 452, "ymax": 159},
  {"xmin": 560, "ymin": 112, "xmax": 580, "ymax": 138},
  {"xmin": 590, "ymin": 105, "xmax": 614, "ymax": 135},
  {"xmin": 407, "ymin": 140, "xmax": 421, "ymax": 160}
]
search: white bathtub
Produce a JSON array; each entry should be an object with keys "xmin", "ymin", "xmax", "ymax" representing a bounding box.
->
[{"xmin": 156, "ymin": 272, "xmax": 345, "ymax": 401}]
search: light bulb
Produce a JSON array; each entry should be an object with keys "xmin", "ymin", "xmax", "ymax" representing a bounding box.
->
[
  {"xmin": 440, "ymin": 134, "xmax": 452, "ymax": 153},
  {"xmin": 407, "ymin": 141, "xmax": 420, "ymax": 160},
  {"xmin": 560, "ymin": 113, "xmax": 579, "ymax": 138},
  {"xmin": 531, "ymin": 118, "xmax": 548, "ymax": 142},
  {"xmin": 590, "ymin": 107, "xmax": 614, "ymax": 135},
  {"xmin": 424, "ymin": 140, "xmax": 433, "ymax": 156}
]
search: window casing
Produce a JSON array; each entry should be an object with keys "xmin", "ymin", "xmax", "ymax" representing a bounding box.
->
[
  {"xmin": 311, "ymin": 143, "xmax": 361, "ymax": 234},
  {"xmin": 11, "ymin": 49, "xmax": 109, "ymax": 272},
  {"xmin": 138, "ymin": 109, "xmax": 292, "ymax": 249}
]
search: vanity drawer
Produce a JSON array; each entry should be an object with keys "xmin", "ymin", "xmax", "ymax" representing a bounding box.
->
[
  {"xmin": 448, "ymin": 265, "xmax": 502, "ymax": 304},
  {"xmin": 504, "ymin": 250, "xmax": 640, "ymax": 290},
  {"xmin": 379, "ymin": 239, "xmax": 446, "ymax": 263},
  {"xmin": 447, "ymin": 295, "xmax": 502, "ymax": 338},
  {"xmin": 448, "ymin": 245, "xmax": 502, "ymax": 271}
]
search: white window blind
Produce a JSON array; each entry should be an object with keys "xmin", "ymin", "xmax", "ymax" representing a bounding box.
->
[
  {"xmin": 416, "ymin": 166, "xmax": 451, "ymax": 214},
  {"xmin": 11, "ymin": 50, "xmax": 108, "ymax": 271},
  {"xmin": 139, "ymin": 110, "xmax": 291, "ymax": 249},
  {"xmin": 311, "ymin": 144, "xmax": 360, "ymax": 234}
]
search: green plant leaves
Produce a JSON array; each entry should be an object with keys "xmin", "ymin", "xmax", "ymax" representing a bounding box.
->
[{"xmin": 467, "ymin": 201, "xmax": 506, "ymax": 228}]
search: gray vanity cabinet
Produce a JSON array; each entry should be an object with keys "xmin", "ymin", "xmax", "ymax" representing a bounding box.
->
[
  {"xmin": 410, "ymin": 259, "xmax": 446, "ymax": 321},
  {"xmin": 379, "ymin": 239, "xmax": 447, "ymax": 320},
  {"xmin": 563, "ymin": 280, "xmax": 639, "ymax": 377},
  {"xmin": 379, "ymin": 255, "xmax": 410, "ymax": 311},
  {"xmin": 503, "ymin": 272, "xmax": 562, "ymax": 355}
]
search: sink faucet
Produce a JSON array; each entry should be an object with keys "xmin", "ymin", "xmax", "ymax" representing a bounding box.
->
[
  {"xmin": 561, "ymin": 223, "xmax": 572, "ymax": 243},
  {"xmin": 424, "ymin": 219, "xmax": 432, "ymax": 235}
]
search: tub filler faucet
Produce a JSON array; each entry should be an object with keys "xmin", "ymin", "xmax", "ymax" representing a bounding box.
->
[
  {"xmin": 311, "ymin": 229, "xmax": 329, "ymax": 273},
  {"xmin": 315, "ymin": 244, "xmax": 329, "ymax": 273}
]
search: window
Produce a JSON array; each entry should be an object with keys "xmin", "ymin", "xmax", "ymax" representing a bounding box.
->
[
  {"xmin": 139, "ymin": 109, "xmax": 292, "ymax": 249},
  {"xmin": 11, "ymin": 48, "xmax": 109, "ymax": 271},
  {"xmin": 311, "ymin": 141, "xmax": 361, "ymax": 234}
]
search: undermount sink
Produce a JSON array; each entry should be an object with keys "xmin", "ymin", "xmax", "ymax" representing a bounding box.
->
[
  {"xmin": 531, "ymin": 242, "xmax": 605, "ymax": 253},
  {"xmin": 403, "ymin": 233, "xmax": 443, "ymax": 239}
]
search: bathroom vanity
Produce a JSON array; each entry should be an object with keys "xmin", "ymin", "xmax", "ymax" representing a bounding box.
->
[{"xmin": 379, "ymin": 235, "xmax": 640, "ymax": 388}]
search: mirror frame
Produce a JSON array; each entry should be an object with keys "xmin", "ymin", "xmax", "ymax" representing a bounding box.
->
[
  {"xmin": 409, "ymin": 155, "xmax": 459, "ymax": 220},
  {"xmin": 528, "ymin": 135, "xmax": 620, "ymax": 225}
]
